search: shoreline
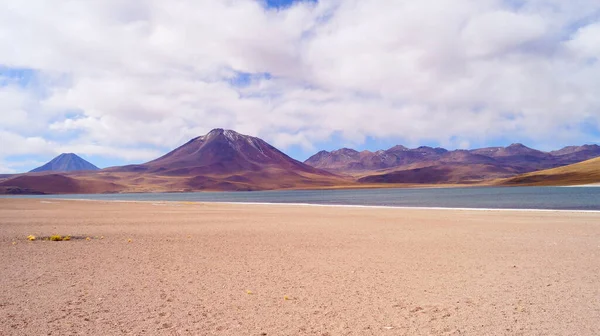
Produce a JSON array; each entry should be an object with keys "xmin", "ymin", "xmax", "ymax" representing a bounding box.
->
[{"xmin": 18, "ymin": 197, "xmax": 600, "ymax": 213}]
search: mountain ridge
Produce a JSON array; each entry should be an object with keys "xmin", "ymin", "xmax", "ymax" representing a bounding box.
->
[
  {"xmin": 306, "ymin": 143, "xmax": 600, "ymax": 184},
  {"xmin": 305, "ymin": 143, "xmax": 600, "ymax": 174}
]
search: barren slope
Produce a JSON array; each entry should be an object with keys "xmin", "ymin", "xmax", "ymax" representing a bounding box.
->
[{"xmin": 499, "ymin": 157, "xmax": 600, "ymax": 186}]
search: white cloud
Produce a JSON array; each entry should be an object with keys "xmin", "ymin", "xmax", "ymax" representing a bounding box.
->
[
  {"xmin": 0, "ymin": 0, "xmax": 599, "ymax": 172},
  {"xmin": 461, "ymin": 11, "xmax": 547, "ymax": 57},
  {"xmin": 566, "ymin": 23, "xmax": 600, "ymax": 59},
  {"xmin": 0, "ymin": 131, "xmax": 54, "ymax": 157}
]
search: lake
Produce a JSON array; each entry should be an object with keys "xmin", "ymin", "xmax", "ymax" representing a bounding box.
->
[{"xmin": 2, "ymin": 186, "xmax": 599, "ymax": 211}]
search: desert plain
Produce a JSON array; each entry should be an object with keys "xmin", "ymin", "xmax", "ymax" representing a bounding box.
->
[{"xmin": 1, "ymin": 199, "xmax": 600, "ymax": 335}]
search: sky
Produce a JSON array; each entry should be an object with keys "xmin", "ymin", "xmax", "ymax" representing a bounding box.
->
[{"xmin": 1, "ymin": 0, "xmax": 600, "ymax": 173}]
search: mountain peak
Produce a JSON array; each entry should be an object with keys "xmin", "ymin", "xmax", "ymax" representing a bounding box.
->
[
  {"xmin": 331, "ymin": 148, "xmax": 359, "ymax": 155},
  {"xmin": 202, "ymin": 128, "xmax": 248, "ymax": 142},
  {"xmin": 508, "ymin": 143, "xmax": 527, "ymax": 148},
  {"xmin": 505, "ymin": 143, "xmax": 540, "ymax": 153},
  {"xmin": 386, "ymin": 145, "xmax": 408, "ymax": 152},
  {"xmin": 206, "ymin": 128, "xmax": 226, "ymax": 136},
  {"xmin": 134, "ymin": 129, "xmax": 331, "ymax": 178},
  {"xmin": 30, "ymin": 153, "xmax": 99, "ymax": 173}
]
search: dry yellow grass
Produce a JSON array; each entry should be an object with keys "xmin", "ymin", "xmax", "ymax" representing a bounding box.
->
[{"xmin": 499, "ymin": 157, "xmax": 600, "ymax": 186}]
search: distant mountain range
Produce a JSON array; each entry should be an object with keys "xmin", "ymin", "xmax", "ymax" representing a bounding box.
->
[
  {"xmin": 305, "ymin": 143, "xmax": 600, "ymax": 184},
  {"xmin": 30, "ymin": 153, "xmax": 99, "ymax": 173},
  {"xmin": 1, "ymin": 129, "xmax": 599, "ymax": 194}
]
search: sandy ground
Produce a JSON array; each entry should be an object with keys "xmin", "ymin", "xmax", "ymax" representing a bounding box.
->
[{"xmin": 1, "ymin": 199, "xmax": 600, "ymax": 336}]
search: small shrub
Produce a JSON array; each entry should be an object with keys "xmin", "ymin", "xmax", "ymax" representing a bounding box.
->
[{"xmin": 40, "ymin": 235, "xmax": 73, "ymax": 241}]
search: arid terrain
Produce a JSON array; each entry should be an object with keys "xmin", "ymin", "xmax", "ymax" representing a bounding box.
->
[
  {"xmin": 2, "ymin": 199, "xmax": 600, "ymax": 335},
  {"xmin": 500, "ymin": 156, "xmax": 600, "ymax": 186}
]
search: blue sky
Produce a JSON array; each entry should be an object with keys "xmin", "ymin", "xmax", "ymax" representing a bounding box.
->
[
  {"xmin": 265, "ymin": 0, "xmax": 313, "ymax": 9},
  {"xmin": 1, "ymin": 0, "xmax": 599, "ymax": 172}
]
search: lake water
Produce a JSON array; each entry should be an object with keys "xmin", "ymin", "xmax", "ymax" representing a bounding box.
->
[{"xmin": 2, "ymin": 186, "xmax": 599, "ymax": 211}]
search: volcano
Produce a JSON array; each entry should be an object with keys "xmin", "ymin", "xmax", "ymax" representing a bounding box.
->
[
  {"xmin": 114, "ymin": 129, "xmax": 332, "ymax": 177},
  {"xmin": 2, "ymin": 129, "xmax": 344, "ymax": 194},
  {"xmin": 100, "ymin": 129, "xmax": 342, "ymax": 191},
  {"xmin": 147, "ymin": 129, "xmax": 327, "ymax": 175},
  {"xmin": 30, "ymin": 153, "xmax": 99, "ymax": 173}
]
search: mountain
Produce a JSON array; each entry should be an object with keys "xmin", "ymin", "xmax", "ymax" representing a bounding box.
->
[
  {"xmin": 112, "ymin": 128, "xmax": 333, "ymax": 177},
  {"xmin": 3, "ymin": 129, "xmax": 343, "ymax": 194},
  {"xmin": 306, "ymin": 143, "xmax": 600, "ymax": 184},
  {"xmin": 499, "ymin": 157, "xmax": 600, "ymax": 186},
  {"xmin": 30, "ymin": 153, "xmax": 99, "ymax": 173}
]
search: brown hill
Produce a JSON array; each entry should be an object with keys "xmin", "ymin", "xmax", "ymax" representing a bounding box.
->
[
  {"xmin": 0, "ymin": 174, "xmax": 124, "ymax": 194},
  {"xmin": 498, "ymin": 157, "xmax": 600, "ymax": 186},
  {"xmin": 358, "ymin": 163, "xmax": 517, "ymax": 184}
]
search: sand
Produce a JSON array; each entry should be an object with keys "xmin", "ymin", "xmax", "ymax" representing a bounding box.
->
[{"xmin": 1, "ymin": 199, "xmax": 600, "ymax": 335}]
